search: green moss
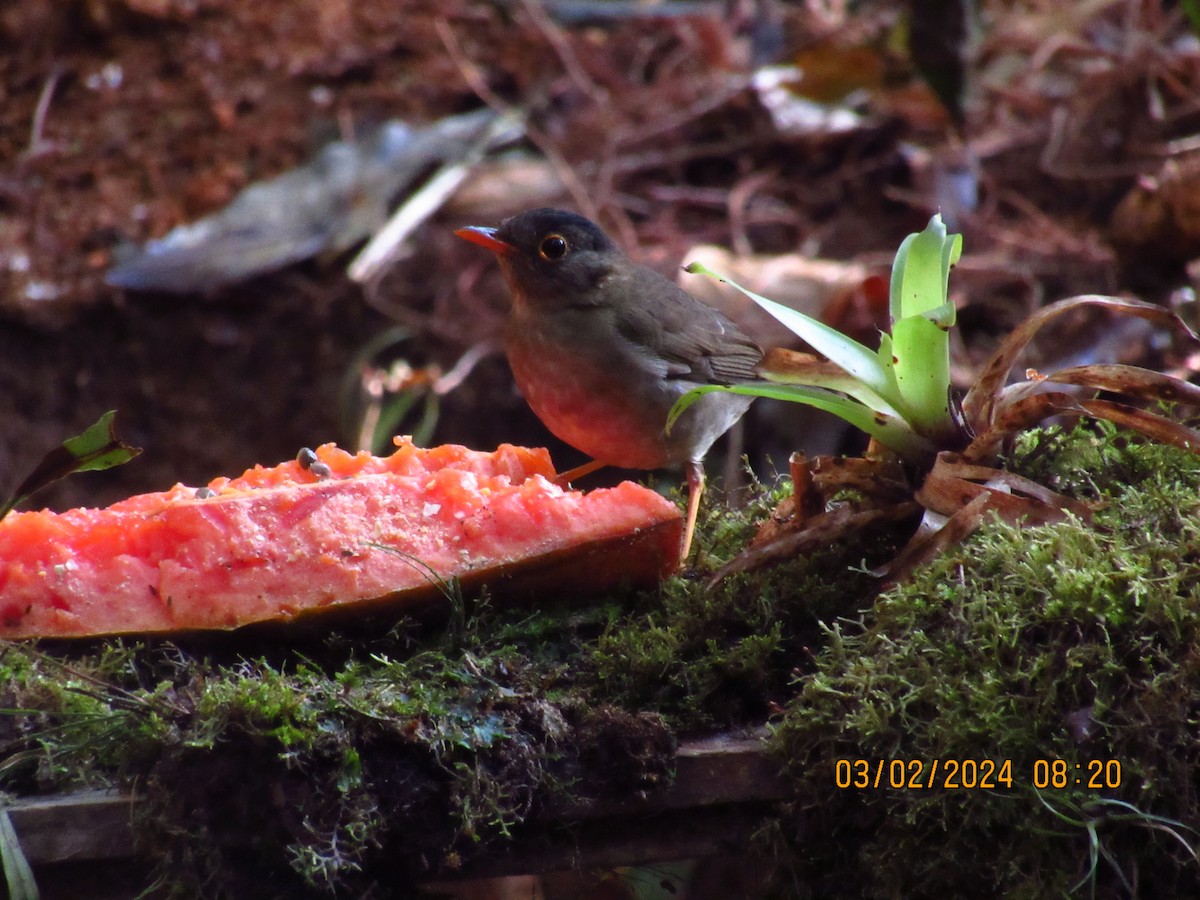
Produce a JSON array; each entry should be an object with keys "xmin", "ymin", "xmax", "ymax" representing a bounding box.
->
[
  {"xmin": 1, "ymin": 624, "xmax": 679, "ymax": 896},
  {"xmin": 582, "ymin": 475, "xmax": 896, "ymax": 729},
  {"xmin": 140, "ymin": 645, "xmax": 605, "ymax": 895},
  {"xmin": 770, "ymin": 423, "xmax": 1200, "ymax": 898},
  {"xmin": 0, "ymin": 643, "xmax": 172, "ymax": 790}
]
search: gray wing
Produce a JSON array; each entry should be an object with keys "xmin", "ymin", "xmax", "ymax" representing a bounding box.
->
[{"xmin": 611, "ymin": 267, "xmax": 762, "ymax": 385}]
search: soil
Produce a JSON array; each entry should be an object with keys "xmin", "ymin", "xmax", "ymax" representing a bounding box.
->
[
  {"xmin": 3, "ymin": 1, "xmax": 1198, "ymax": 511},
  {"xmin": 1, "ymin": 0, "xmax": 525, "ymax": 510}
]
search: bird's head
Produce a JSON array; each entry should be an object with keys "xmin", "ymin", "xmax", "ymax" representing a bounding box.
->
[{"xmin": 456, "ymin": 208, "xmax": 623, "ymax": 308}]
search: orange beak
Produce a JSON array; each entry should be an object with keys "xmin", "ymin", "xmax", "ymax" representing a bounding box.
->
[{"xmin": 455, "ymin": 226, "xmax": 515, "ymax": 256}]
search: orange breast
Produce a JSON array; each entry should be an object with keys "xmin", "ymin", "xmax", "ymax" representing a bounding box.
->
[{"xmin": 506, "ymin": 330, "xmax": 674, "ymax": 470}]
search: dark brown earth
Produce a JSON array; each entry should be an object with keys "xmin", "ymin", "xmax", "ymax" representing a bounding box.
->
[{"xmin": 4, "ymin": 1, "xmax": 1199, "ymax": 511}]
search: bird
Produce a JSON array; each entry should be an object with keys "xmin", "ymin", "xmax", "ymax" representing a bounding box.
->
[{"xmin": 455, "ymin": 208, "xmax": 762, "ymax": 559}]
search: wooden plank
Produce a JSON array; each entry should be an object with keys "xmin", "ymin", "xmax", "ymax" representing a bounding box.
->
[
  {"xmin": 6, "ymin": 734, "xmax": 787, "ymax": 883},
  {"xmin": 549, "ymin": 733, "xmax": 786, "ymax": 818},
  {"xmin": 442, "ymin": 733, "xmax": 787, "ymax": 879},
  {"xmin": 442, "ymin": 802, "xmax": 778, "ymax": 881},
  {"xmin": 5, "ymin": 790, "xmax": 135, "ymax": 864}
]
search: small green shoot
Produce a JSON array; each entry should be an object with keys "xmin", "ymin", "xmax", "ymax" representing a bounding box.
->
[
  {"xmin": 341, "ymin": 326, "xmax": 443, "ymax": 455},
  {"xmin": 888, "ymin": 215, "xmax": 961, "ymax": 443},
  {"xmin": 1035, "ymin": 792, "xmax": 1200, "ymax": 897},
  {"xmin": 0, "ymin": 410, "xmax": 142, "ymax": 521},
  {"xmin": 0, "ymin": 808, "xmax": 39, "ymax": 900}
]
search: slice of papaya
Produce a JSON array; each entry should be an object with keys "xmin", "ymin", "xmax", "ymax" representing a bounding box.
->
[{"xmin": 0, "ymin": 439, "xmax": 682, "ymax": 638}]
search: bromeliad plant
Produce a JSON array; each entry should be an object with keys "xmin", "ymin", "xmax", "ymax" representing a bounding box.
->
[
  {"xmin": 671, "ymin": 214, "xmax": 1200, "ymax": 581},
  {"xmin": 679, "ymin": 215, "xmax": 964, "ymax": 463}
]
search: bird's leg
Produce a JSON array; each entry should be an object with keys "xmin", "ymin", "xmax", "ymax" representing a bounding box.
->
[
  {"xmin": 553, "ymin": 458, "xmax": 607, "ymax": 487},
  {"xmin": 683, "ymin": 459, "xmax": 705, "ymax": 560}
]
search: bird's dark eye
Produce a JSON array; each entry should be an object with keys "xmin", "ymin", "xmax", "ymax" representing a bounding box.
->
[{"xmin": 538, "ymin": 234, "xmax": 568, "ymax": 261}]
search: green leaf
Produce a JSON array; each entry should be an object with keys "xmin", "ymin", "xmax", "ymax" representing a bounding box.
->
[
  {"xmin": 1184, "ymin": 0, "xmax": 1200, "ymax": 37},
  {"xmin": 0, "ymin": 411, "xmax": 142, "ymax": 521},
  {"xmin": 684, "ymin": 261, "xmax": 899, "ymax": 403},
  {"xmin": 670, "ymin": 383, "xmax": 936, "ymax": 460},
  {"xmin": 891, "ymin": 314, "xmax": 954, "ymax": 440},
  {"xmin": 758, "ymin": 351, "xmax": 903, "ymax": 418},
  {"xmin": 887, "ymin": 215, "xmax": 961, "ymax": 441},
  {"xmin": 890, "ymin": 214, "xmax": 961, "ymax": 323},
  {"xmin": 0, "ymin": 808, "xmax": 39, "ymax": 900}
]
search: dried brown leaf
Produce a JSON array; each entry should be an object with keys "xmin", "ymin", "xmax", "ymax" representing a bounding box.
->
[
  {"xmin": 962, "ymin": 390, "xmax": 1085, "ymax": 462},
  {"xmin": 749, "ymin": 453, "xmax": 908, "ymax": 548},
  {"xmin": 961, "ymin": 295, "xmax": 1198, "ymax": 433},
  {"xmin": 787, "ymin": 452, "xmax": 823, "ymax": 521},
  {"xmin": 883, "ymin": 451, "xmax": 1092, "ymax": 587},
  {"xmin": 917, "ymin": 452, "xmax": 1092, "ymax": 521},
  {"xmin": 877, "ymin": 495, "xmax": 990, "ymax": 588},
  {"xmin": 1043, "ymin": 364, "xmax": 1200, "ymax": 407},
  {"xmin": 710, "ymin": 501, "xmax": 922, "ymax": 586},
  {"xmin": 809, "ymin": 455, "xmax": 910, "ymax": 500},
  {"xmin": 1079, "ymin": 399, "xmax": 1200, "ymax": 453},
  {"xmin": 758, "ymin": 347, "xmax": 850, "ymax": 381}
]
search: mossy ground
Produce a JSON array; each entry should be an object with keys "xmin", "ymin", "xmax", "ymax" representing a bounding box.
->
[
  {"xmin": 769, "ymin": 421, "xmax": 1200, "ymax": 899},
  {"xmin": 3, "ymin": 423, "xmax": 1200, "ymax": 897}
]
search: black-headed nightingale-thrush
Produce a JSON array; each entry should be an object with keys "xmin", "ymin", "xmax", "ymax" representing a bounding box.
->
[{"xmin": 456, "ymin": 208, "xmax": 761, "ymax": 558}]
